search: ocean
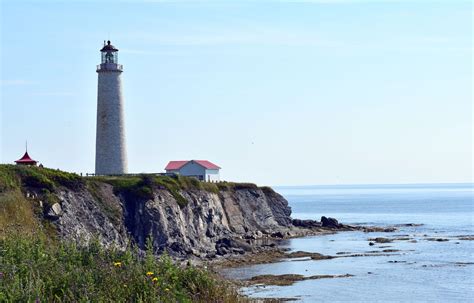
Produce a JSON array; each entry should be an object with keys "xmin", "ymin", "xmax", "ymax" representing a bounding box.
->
[{"xmin": 224, "ymin": 183, "xmax": 474, "ymax": 302}]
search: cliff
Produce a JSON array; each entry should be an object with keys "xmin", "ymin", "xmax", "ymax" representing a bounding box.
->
[{"xmin": 0, "ymin": 165, "xmax": 292, "ymax": 258}]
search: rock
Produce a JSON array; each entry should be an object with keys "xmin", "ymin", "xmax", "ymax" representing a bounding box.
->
[
  {"xmin": 47, "ymin": 203, "xmax": 63, "ymax": 219},
  {"xmin": 15, "ymin": 174, "xmax": 296, "ymax": 258},
  {"xmin": 249, "ymin": 273, "xmax": 354, "ymax": 286},
  {"xmin": 292, "ymin": 219, "xmax": 322, "ymax": 228},
  {"xmin": 216, "ymin": 237, "xmax": 252, "ymax": 253},
  {"xmin": 362, "ymin": 226, "xmax": 396, "ymax": 232},
  {"xmin": 426, "ymin": 238, "xmax": 449, "ymax": 242},
  {"xmin": 369, "ymin": 237, "xmax": 392, "ymax": 243},
  {"xmin": 369, "ymin": 242, "xmax": 375, "ymax": 246},
  {"xmin": 231, "ymin": 248, "xmax": 245, "ymax": 255},
  {"xmin": 216, "ymin": 246, "xmax": 228, "ymax": 256},
  {"xmin": 321, "ymin": 216, "xmax": 341, "ymax": 228},
  {"xmin": 168, "ymin": 242, "xmax": 192, "ymax": 256},
  {"xmin": 244, "ymin": 233, "xmax": 256, "ymax": 240},
  {"xmin": 271, "ymin": 231, "xmax": 285, "ymax": 238},
  {"xmin": 262, "ymin": 243, "xmax": 276, "ymax": 248}
]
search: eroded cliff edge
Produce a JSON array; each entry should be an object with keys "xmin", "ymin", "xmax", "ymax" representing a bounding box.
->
[{"xmin": 1, "ymin": 165, "xmax": 298, "ymax": 258}]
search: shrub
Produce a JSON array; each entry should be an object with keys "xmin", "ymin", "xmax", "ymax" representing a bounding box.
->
[
  {"xmin": 0, "ymin": 165, "xmax": 83, "ymax": 192},
  {"xmin": 0, "ymin": 233, "xmax": 245, "ymax": 302},
  {"xmin": 105, "ymin": 176, "xmax": 155, "ymax": 201}
]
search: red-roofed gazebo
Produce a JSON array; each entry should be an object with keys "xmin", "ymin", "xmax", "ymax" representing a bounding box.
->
[{"xmin": 15, "ymin": 150, "xmax": 38, "ymax": 166}]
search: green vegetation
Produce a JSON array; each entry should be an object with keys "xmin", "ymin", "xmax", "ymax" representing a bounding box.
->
[
  {"xmin": 95, "ymin": 174, "xmax": 221, "ymax": 208},
  {"xmin": 216, "ymin": 182, "xmax": 259, "ymax": 192},
  {"xmin": 0, "ymin": 165, "xmax": 266, "ymax": 206},
  {"xmin": 99, "ymin": 175, "xmax": 155, "ymax": 201},
  {"xmin": 0, "ymin": 165, "xmax": 82, "ymax": 192},
  {"xmin": 0, "ymin": 165, "xmax": 276, "ymax": 302},
  {"xmin": 0, "ymin": 190, "xmax": 39, "ymax": 239},
  {"xmin": 0, "ymin": 233, "xmax": 245, "ymax": 302}
]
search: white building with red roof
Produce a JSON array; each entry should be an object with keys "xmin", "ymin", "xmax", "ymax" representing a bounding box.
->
[{"xmin": 165, "ymin": 160, "xmax": 221, "ymax": 182}]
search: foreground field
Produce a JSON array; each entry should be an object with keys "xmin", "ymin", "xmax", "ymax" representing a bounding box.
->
[{"xmin": 0, "ymin": 232, "xmax": 244, "ymax": 302}]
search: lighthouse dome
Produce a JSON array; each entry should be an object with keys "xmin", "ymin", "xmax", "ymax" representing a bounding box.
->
[{"xmin": 100, "ymin": 40, "xmax": 118, "ymax": 52}]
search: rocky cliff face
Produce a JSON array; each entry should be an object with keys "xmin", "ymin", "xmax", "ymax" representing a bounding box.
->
[{"xmin": 46, "ymin": 180, "xmax": 292, "ymax": 258}]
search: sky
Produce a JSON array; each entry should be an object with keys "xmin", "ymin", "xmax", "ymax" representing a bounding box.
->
[{"xmin": 0, "ymin": 0, "xmax": 472, "ymax": 186}]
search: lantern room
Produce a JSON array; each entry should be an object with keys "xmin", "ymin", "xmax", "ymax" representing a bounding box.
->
[{"xmin": 100, "ymin": 40, "xmax": 118, "ymax": 64}]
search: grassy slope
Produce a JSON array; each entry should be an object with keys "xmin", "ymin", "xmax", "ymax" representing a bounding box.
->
[
  {"xmin": 0, "ymin": 165, "xmax": 257, "ymax": 302},
  {"xmin": 0, "ymin": 233, "xmax": 244, "ymax": 302}
]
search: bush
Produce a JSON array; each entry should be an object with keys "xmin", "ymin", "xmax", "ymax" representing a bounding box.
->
[
  {"xmin": 0, "ymin": 233, "xmax": 245, "ymax": 302},
  {"xmin": 105, "ymin": 176, "xmax": 155, "ymax": 201},
  {"xmin": 0, "ymin": 165, "xmax": 82, "ymax": 192}
]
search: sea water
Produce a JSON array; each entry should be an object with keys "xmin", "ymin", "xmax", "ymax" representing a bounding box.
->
[{"xmin": 223, "ymin": 183, "xmax": 474, "ymax": 302}]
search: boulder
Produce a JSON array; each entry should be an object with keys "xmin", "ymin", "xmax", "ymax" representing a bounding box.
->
[
  {"xmin": 215, "ymin": 237, "xmax": 252, "ymax": 253},
  {"xmin": 216, "ymin": 246, "xmax": 228, "ymax": 256},
  {"xmin": 47, "ymin": 203, "xmax": 63, "ymax": 219},
  {"xmin": 292, "ymin": 219, "xmax": 322, "ymax": 228},
  {"xmin": 321, "ymin": 216, "xmax": 341, "ymax": 228},
  {"xmin": 271, "ymin": 231, "xmax": 285, "ymax": 238}
]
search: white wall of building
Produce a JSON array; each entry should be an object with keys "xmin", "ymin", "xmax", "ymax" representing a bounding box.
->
[
  {"xmin": 205, "ymin": 169, "xmax": 220, "ymax": 182},
  {"xmin": 165, "ymin": 161, "xmax": 220, "ymax": 182}
]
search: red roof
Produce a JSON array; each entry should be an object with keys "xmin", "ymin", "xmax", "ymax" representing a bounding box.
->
[
  {"xmin": 194, "ymin": 160, "xmax": 221, "ymax": 170},
  {"xmin": 15, "ymin": 151, "xmax": 38, "ymax": 164},
  {"xmin": 165, "ymin": 161, "xmax": 189, "ymax": 170},
  {"xmin": 165, "ymin": 160, "xmax": 221, "ymax": 171}
]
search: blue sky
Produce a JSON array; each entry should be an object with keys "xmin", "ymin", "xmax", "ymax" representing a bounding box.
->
[{"xmin": 1, "ymin": 0, "xmax": 472, "ymax": 185}]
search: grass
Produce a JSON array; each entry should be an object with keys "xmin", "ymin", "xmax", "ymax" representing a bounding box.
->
[
  {"xmin": 0, "ymin": 190, "xmax": 39, "ymax": 239},
  {"xmin": 0, "ymin": 233, "xmax": 245, "ymax": 303},
  {"xmin": 94, "ymin": 174, "xmax": 221, "ymax": 208},
  {"xmin": 0, "ymin": 165, "xmax": 82, "ymax": 192},
  {"xmin": 216, "ymin": 182, "xmax": 259, "ymax": 192}
]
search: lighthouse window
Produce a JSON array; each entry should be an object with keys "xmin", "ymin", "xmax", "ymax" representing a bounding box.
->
[{"xmin": 102, "ymin": 52, "xmax": 118, "ymax": 64}]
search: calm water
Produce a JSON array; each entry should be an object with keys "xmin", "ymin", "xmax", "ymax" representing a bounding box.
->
[{"xmin": 224, "ymin": 183, "xmax": 474, "ymax": 302}]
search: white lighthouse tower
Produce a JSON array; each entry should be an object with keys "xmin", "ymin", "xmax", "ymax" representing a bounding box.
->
[{"xmin": 95, "ymin": 40, "xmax": 127, "ymax": 175}]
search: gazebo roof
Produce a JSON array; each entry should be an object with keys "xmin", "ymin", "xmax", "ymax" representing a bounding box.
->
[{"xmin": 15, "ymin": 151, "xmax": 38, "ymax": 164}]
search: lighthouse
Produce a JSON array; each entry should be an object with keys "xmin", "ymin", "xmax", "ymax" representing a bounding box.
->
[{"xmin": 95, "ymin": 40, "xmax": 127, "ymax": 175}]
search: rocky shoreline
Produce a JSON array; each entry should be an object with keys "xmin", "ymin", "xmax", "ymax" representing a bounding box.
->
[
  {"xmin": 213, "ymin": 219, "xmax": 474, "ymax": 302},
  {"xmin": 205, "ymin": 217, "xmax": 397, "ymax": 269}
]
